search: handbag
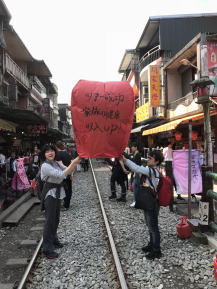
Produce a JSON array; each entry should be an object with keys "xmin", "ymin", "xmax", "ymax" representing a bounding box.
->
[{"xmin": 134, "ymin": 170, "xmax": 157, "ymax": 210}]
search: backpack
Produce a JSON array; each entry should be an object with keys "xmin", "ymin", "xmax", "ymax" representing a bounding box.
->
[
  {"xmin": 149, "ymin": 168, "xmax": 173, "ymax": 207},
  {"xmin": 33, "ymin": 170, "xmax": 48, "ymax": 200},
  {"xmin": 156, "ymin": 172, "xmax": 173, "ymax": 207}
]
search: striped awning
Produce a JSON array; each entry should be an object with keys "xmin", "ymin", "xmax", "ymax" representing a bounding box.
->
[{"xmin": 0, "ymin": 119, "xmax": 17, "ymax": 132}]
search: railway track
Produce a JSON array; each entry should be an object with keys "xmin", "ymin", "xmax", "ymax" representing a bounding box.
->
[
  {"xmin": 0, "ymin": 159, "xmax": 215, "ymax": 289},
  {"xmin": 15, "ymin": 159, "xmax": 128, "ymax": 289}
]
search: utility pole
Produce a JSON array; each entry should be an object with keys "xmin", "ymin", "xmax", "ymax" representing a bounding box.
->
[
  {"xmin": 191, "ymin": 33, "xmax": 214, "ymax": 224},
  {"xmin": 200, "ymin": 33, "xmax": 214, "ymax": 172}
]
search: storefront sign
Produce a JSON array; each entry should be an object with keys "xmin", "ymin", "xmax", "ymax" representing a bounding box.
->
[
  {"xmin": 149, "ymin": 65, "xmax": 160, "ymax": 107},
  {"xmin": 207, "ymin": 41, "xmax": 217, "ymax": 96},
  {"xmin": 136, "ymin": 103, "xmax": 149, "ymax": 123},
  {"xmin": 27, "ymin": 125, "xmax": 46, "ymax": 135},
  {"xmin": 173, "ymin": 150, "xmax": 202, "ymax": 195},
  {"xmin": 71, "ymin": 80, "xmax": 134, "ymax": 158}
]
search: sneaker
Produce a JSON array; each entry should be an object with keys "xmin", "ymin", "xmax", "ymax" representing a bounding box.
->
[
  {"xmin": 130, "ymin": 201, "xmax": 136, "ymax": 207},
  {"xmin": 54, "ymin": 241, "xmax": 64, "ymax": 249},
  {"xmin": 146, "ymin": 251, "xmax": 162, "ymax": 260},
  {"xmin": 42, "ymin": 250, "xmax": 59, "ymax": 259},
  {"xmin": 109, "ymin": 195, "xmax": 116, "ymax": 200},
  {"xmin": 177, "ymin": 195, "xmax": 185, "ymax": 201},
  {"xmin": 117, "ymin": 197, "xmax": 126, "ymax": 202},
  {"xmin": 142, "ymin": 245, "xmax": 152, "ymax": 253}
]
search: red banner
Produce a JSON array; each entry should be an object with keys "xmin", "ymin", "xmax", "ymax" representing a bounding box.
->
[{"xmin": 71, "ymin": 80, "xmax": 135, "ymax": 158}]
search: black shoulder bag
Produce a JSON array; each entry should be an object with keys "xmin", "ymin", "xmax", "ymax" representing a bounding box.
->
[{"xmin": 134, "ymin": 168, "xmax": 157, "ymax": 210}]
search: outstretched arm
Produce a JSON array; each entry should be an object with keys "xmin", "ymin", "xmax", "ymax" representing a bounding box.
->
[
  {"xmin": 64, "ymin": 157, "xmax": 80, "ymax": 175},
  {"xmin": 122, "ymin": 156, "xmax": 149, "ymax": 176}
]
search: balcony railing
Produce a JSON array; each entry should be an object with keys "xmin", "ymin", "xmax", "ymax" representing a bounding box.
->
[
  {"xmin": 167, "ymin": 92, "xmax": 196, "ymax": 110},
  {"xmin": 139, "ymin": 46, "xmax": 161, "ymax": 71},
  {"xmin": 5, "ymin": 53, "xmax": 30, "ymax": 89},
  {"xmin": 27, "ymin": 104, "xmax": 43, "ymax": 115}
]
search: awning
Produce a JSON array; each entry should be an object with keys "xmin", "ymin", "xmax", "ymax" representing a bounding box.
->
[
  {"xmin": 142, "ymin": 112, "xmax": 205, "ymax": 136},
  {"xmin": 0, "ymin": 119, "xmax": 17, "ymax": 132},
  {"xmin": 131, "ymin": 124, "xmax": 149, "ymax": 133}
]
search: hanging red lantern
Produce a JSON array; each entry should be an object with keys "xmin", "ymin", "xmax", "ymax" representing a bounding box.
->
[
  {"xmin": 192, "ymin": 130, "xmax": 198, "ymax": 141},
  {"xmin": 175, "ymin": 131, "xmax": 183, "ymax": 141}
]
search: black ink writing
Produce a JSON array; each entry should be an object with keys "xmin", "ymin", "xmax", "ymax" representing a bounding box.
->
[
  {"xmin": 191, "ymin": 153, "xmax": 200, "ymax": 182},
  {"xmin": 82, "ymin": 106, "xmax": 120, "ymax": 120},
  {"xmin": 85, "ymin": 92, "xmax": 124, "ymax": 106},
  {"xmin": 86, "ymin": 122, "xmax": 121, "ymax": 135}
]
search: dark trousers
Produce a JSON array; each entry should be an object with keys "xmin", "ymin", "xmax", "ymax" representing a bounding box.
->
[
  {"xmin": 83, "ymin": 161, "xmax": 89, "ymax": 171},
  {"xmin": 43, "ymin": 196, "xmax": 61, "ymax": 252},
  {"xmin": 64, "ymin": 177, "xmax": 72, "ymax": 208},
  {"xmin": 165, "ymin": 161, "xmax": 176, "ymax": 190},
  {"xmin": 110, "ymin": 174, "xmax": 126, "ymax": 197},
  {"xmin": 144, "ymin": 203, "xmax": 161, "ymax": 252}
]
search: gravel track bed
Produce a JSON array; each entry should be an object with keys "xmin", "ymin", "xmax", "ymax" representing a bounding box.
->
[
  {"xmin": 26, "ymin": 165, "xmax": 120, "ymax": 289},
  {"xmin": 25, "ymin": 160, "xmax": 217, "ymax": 289},
  {"xmin": 93, "ymin": 161, "xmax": 217, "ymax": 289},
  {"xmin": 0, "ymin": 204, "xmax": 43, "ymax": 284}
]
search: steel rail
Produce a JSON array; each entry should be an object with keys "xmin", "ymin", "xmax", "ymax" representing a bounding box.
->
[
  {"xmin": 90, "ymin": 160, "xmax": 128, "ymax": 289},
  {"xmin": 17, "ymin": 237, "xmax": 43, "ymax": 289}
]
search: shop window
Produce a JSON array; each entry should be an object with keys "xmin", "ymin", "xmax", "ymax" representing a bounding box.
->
[
  {"xmin": 181, "ymin": 68, "xmax": 193, "ymax": 97},
  {"xmin": 141, "ymin": 84, "xmax": 149, "ymax": 105}
]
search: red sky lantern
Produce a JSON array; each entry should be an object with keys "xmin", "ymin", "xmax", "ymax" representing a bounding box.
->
[{"xmin": 71, "ymin": 80, "xmax": 135, "ymax": 158}]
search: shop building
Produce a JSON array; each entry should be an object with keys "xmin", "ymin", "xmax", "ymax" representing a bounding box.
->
[
  {"xmin": 0, "ymin": 0, "xmax": 70, "ymax": 154},
  {"xmin": 118, "ymin": 13, "xmax": 217, "ymax": 154}
]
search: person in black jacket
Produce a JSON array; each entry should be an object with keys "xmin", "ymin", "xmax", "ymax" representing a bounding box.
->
[
  {"xmin": 130, "ymin": 143, "xmax": 142, "ymax": 207},
  {"xmin": 108, "ymin": 158, "xmax": 129, "ymax": 202},
  {"xmin": 55, "ymin": 141, "xmax": 73, "ymax": 209}
]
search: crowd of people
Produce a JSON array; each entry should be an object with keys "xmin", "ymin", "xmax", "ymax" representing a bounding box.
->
[
  {"xmin": 0, "ymin": 142, "xmax": 173, "ymax": 261},
  {"xmin": 0, "ymin": 142, "xmax": 81, "ymax": 209},
  {"xmin": 35, "ymin": 142, "xmax": 164, "ymax": 260},
  {"xmin": 1, "ymin": 140, "xmax": 200, "ymax": 262}
]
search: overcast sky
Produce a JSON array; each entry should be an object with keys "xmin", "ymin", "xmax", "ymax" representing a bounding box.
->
[{"xmin": 3, "ymin": 0, "xmax": 217, "ymax": 104}]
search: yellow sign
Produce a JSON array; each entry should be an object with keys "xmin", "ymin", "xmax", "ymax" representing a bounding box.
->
[
  {"xmin": 149, "ymin": 65, "xmax": 160, "ymax": 107},
  {"xmin": 136, "ymin": 103, "xmax": 149, "ymax": 123}
]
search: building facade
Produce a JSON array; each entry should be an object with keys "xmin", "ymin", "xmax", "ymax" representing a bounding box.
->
[
  {"xmin": 118, "ymin": 13, "xmax": 217, "ymax": 159},
  {"xmin": 0, "ymin": 0, "xmax": 72, "ymax": 154}
]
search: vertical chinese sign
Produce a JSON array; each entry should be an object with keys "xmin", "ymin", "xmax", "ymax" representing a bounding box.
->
[
  {"xmin": 42, "ymin": 98, "xmax": 51, "ymax": 121},
  {"xmin": 149, "ymin": 65, "xmax": 161, "ymax": 107},
  {"xmin": 207, "ymin": 41, "xmax": 217, "ymax": 97},
  {"xmin": 71, "ymin": 80, "xmax": 135, "ymax": 158}
]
